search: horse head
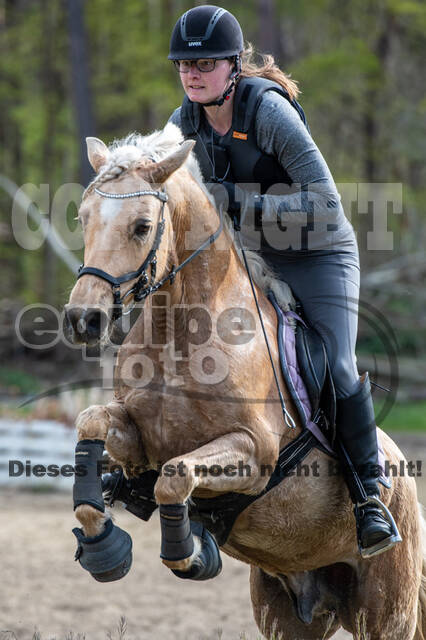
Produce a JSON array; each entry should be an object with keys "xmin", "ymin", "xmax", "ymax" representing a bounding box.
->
[{"xmin": 64, "ymin": 128, "xmax": 196, "ymax": 345}]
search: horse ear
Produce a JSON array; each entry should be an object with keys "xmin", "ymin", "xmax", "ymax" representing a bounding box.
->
[
  {"xmin": 86, "ymin": 137, "xmax": 110, "ymax": 173},
  {"xmin": 147, "ymin": 140, "xmax": 196, "ymax": 184}
]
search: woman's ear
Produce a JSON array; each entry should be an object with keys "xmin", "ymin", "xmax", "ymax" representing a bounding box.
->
[{"xmin": 229, "ymin": 54, "xmax": 241, "ymax": 80}]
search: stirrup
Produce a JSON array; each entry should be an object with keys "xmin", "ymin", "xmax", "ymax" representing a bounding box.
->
[{"xmin": 355, "ymin": 495, "xmax": 402, "ymax": 558}]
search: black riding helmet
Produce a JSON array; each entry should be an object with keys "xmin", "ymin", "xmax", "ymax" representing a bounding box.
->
[
  {"xmin": 169, "ymin": 6, "xmax": 244, "ymax": 106},
  {"xmin": 168, "ymin": 5, "xmax": 243, "ymax": 61}
]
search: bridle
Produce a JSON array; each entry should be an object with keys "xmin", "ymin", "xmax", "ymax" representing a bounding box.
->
[
  {"xmin": 77, "ymin": 185, "xmax": 223, "ymax": 321},
  {"xmin": 76, "ymin": 181, "xmax": 295, "ymax": 429}
]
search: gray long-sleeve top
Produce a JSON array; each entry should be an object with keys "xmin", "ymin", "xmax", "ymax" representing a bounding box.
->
[{"xmin": 168, "ymin": 90, "xmax": 357, "ymax": 253}]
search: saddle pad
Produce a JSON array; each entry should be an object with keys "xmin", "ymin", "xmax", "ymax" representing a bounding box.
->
[
  {"xmin": 268, "ymin": 292, "xmax": 388, "ymax": 478},
  {"xmin": 268, "ymin": 292, "xmax": 333, "ymax": 452}
]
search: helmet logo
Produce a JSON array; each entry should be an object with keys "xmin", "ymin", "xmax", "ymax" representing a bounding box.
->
[{"xmin": 188, "ymin": 41, "xmax": 202, "ymax": 47}]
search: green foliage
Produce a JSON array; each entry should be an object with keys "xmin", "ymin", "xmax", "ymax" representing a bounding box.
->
[
  {"xmin": 0, "ymin": 0, "xmax": 425, "ymax": 360},
  {"xmin": 376, "ymin": 401, "xmax": 426, "ymax": 431},
  {"xmin": 0, "ymin": 367, "xmax": 41, "ymax": 395}
]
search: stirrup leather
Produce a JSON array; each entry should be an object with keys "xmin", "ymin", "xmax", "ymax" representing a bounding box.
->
[{"xmin": 355, "ymin": 495, "xmax": 402, "ymax": 558}]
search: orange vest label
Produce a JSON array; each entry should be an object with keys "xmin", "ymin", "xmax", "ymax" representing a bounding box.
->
[{"xmin": 232, "ymin": 131, "xmax": 248, "ymax": 140}]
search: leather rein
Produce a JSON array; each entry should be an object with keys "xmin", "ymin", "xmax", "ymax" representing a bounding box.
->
[{"xmin": 77, "ymin": 186, "xmax": 223, "ymax": 320}]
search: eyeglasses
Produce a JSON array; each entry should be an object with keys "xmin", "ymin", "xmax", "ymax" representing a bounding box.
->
[{"xmin": 173, "ymin": 59, "xmax": 226, "ymax": 73}]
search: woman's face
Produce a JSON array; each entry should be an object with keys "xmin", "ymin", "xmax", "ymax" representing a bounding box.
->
[{"xmin": 178, "ymin": 58, "xmax": 233, "ymax": 104}]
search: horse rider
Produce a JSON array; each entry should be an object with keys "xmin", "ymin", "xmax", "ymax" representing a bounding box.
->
[{"xmin": 105, "ymin": 4, "xmax": 401, "ymax": 558}]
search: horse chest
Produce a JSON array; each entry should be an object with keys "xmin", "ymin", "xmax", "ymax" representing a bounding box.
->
[{"xmin": 124, "ymin": 388, "xmax": 223, "ymax": 463}]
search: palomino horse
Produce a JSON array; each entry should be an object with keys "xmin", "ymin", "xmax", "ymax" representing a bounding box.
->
[{"xmin": 65, "ymin": 123, "xmax": 426, "ymax": 639}]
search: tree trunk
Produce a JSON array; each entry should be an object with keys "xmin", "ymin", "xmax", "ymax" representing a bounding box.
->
[
  {"xmin": 65, "ymin": 0, "xmax": 96, "ymax": 188},
  {"xmin": 257, "ymin": 0, "xmax": 279, "ymax": 59}
]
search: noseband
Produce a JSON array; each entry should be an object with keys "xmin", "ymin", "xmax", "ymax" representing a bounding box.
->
[{"xmin": 77, "ymin": 185, "xmax": 223, "ymax": 321}]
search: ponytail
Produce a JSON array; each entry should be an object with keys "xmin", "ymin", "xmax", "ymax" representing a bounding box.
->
[{"xmin": 239, "ymin": 42, "xmax": 300, "ymax": 101}]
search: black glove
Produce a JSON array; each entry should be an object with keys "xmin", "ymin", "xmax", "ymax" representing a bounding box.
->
[{"xmin": 209, "ymin": 181, "xmax": 241, "ymax": 230}]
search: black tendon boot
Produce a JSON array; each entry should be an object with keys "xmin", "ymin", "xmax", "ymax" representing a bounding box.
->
[{"xmin": 336, "ymin": 373, "xmax": 402, "ymax": 558}]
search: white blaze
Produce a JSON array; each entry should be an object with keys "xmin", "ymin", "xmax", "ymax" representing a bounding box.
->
[{"xmin": 100, "ymin": 198, "xmax": 123, "ymax": 222}]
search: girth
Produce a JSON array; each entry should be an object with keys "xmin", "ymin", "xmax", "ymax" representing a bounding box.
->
[{"xmin": 188, "ymin": 429, "xmax": 333, "ymax": 547}]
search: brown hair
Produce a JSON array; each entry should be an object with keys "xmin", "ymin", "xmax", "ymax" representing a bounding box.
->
[{"xmin": 238, "ymin": 42, "xmax": 300, "ymax": 101}]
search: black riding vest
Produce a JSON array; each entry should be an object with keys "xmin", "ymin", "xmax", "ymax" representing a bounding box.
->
[{"xmin": 179, "ymin": 76, "xmax": 309, "ymax": 193}]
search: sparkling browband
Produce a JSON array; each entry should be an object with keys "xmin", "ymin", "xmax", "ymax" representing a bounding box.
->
[{"xmin": 94, "ymin": 187, "xmax": 168, "ymax": 202}]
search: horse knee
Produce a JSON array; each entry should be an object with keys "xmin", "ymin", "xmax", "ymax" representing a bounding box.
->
[
  {"xmin": 154, "ymin": 460, "xmax": 197, "ymax": 504},
  {"xmin": 76, "ymin": 404, "xmax": 110, "ymax": 440},
  {"xmin": 103, "ymin": 401, "xmax": 147, "ymax": 470},
  {"xmin": 106, "ymin": 424, "xmax": 145, "ymax": 469}
]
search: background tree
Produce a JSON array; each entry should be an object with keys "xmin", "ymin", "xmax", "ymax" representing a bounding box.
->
[{"xmin": 0, "ymin": 0, "xmax": 425, "ymax": 394}]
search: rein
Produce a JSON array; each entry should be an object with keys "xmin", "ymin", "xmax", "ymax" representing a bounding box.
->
[
  {"xmin": 77, "ymin": 186, "xmax": 223, "ymax": 320},
  {"xmin": 234, "ymin": 226, "xmax": 296, "ymax": 430}
]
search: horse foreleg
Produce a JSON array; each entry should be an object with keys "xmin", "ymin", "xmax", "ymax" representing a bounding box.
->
[
  {"xmin": 104, "ymin": 401, "xmax": 147, "ymax": 474},
  {"xmin": 74, "ymin": 404, "xmax": 110, "ymax": 537},
  {"xmin": 154, "ymin": 431, "xmax": 273, "ymax": 577},
  {"xmin": 72, "ymin": 403, "xmax": 133, "ymax": 582}
]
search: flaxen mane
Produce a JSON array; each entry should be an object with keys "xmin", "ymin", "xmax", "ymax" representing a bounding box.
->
[{"xmin": 85, "ymin": 123, "xmax": 295, "ymax": 313}]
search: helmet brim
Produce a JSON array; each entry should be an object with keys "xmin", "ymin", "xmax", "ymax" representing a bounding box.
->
[{"xmin": 168, "ymin": 49, "xmax": 241, "ymax": 61}]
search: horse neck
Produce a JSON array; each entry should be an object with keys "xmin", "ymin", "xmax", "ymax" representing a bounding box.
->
[
  {"xmin": 167, "ymin": 176, "xmax": 246, "ymax": 308},
  {"xmin": 146, "ymin": 174, "xmax": 253, "ymax": 344}
]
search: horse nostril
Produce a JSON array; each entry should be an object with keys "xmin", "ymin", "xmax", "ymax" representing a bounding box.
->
[
  {"xmin": 85, "ymin": 309, "xmax": 108, "ymax": 339},
  {"xmin": 64, "ymin": 306, "xmax": 108, "ymax": 343},
  {"xmin": 65, "ymin": 306, "xmax": 83, "ymax": 334}
]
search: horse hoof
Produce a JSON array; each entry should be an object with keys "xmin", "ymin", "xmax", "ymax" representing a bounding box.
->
[
  {"xmin": 172, "ymin": 521, "xmax": 222, "ymax": 581},
  {"xmin": 72, "ymin": 518, "xmax": 132, "ymax": 582}
]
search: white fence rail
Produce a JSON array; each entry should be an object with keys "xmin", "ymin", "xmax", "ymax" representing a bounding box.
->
[{"xmin": 0, "ymin": 419, "xmax": 76, "ymax": 490}]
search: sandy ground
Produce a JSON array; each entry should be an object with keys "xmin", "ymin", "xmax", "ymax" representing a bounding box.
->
[{"xmin": 0, "ymin": 433, "xmax": 425, "ymax": 640}]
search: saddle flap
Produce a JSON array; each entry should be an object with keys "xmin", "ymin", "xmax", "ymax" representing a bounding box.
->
[
  {"xmin": 267, "ymin": 290, "xmax": 336, "ymax": 443},
  {"xmin": 295, "ymin": 319, "xmax": 337, "ymax": 444},
  {"xmin": 295, "ymin": 322, "xmax": 326, "ymax": 416}
]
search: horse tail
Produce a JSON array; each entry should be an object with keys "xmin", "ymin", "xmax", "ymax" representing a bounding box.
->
[{"xmin": 415, "ymin": 503, "xmax": 426, "ymax": 640}]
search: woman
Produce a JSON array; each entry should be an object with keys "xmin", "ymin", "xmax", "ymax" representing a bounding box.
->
[{"xmin": 165, "ymin": 4, "xmax": 400, "ymax": 557}]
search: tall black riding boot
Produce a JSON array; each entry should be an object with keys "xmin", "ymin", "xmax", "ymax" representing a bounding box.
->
[{"xmin": 335, "ymin": 373, "xmax": 402, "ymax": 558}]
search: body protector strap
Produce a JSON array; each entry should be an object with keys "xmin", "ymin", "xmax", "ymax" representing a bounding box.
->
[{"xmin": 179, "ymin": 76, "xmax": 309, "ymax": 192}]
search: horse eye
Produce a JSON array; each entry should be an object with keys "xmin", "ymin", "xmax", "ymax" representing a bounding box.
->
[{"xmin": 133, "ymin": 220, "xmax": 151, "ymax": 237}]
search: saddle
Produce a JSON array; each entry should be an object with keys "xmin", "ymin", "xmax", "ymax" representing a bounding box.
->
[{"xmin": 268, "ymin": 291, "xmax": 336, "ymax": 446}]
